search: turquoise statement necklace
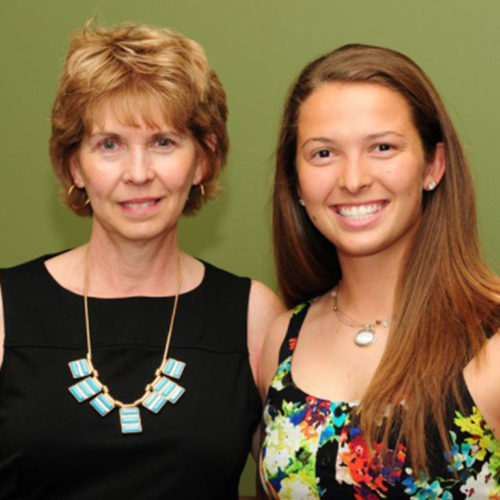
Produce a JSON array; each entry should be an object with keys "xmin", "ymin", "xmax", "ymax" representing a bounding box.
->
[{"xmin": 68, "ymin": 251, "xmax": 186, "ymax": 434}]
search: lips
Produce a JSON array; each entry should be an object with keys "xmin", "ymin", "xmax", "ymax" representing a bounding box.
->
[
  {"xmin": 120, "ymin": 197, "xmax": 161, "ymax": 209},
  {"xmin": 334, "ymin": 201, "xmax": 387, "ymax": 220},
  {"xmin": 118, "ymin": 197, "xmax": 163, "ymax": 215},
  {"xmin": 121, "ymin": 198, "xmax": 160, "ymax": 208}
]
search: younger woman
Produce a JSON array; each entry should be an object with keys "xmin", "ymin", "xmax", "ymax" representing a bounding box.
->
[{"xmin": 259, "ymin": 44, "xmax": 500, "ymax": 499}]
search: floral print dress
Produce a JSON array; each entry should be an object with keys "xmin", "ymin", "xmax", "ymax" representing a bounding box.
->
[{"xmin": 260, "ymin": 303, "xmax": 500, "ymax": 499}]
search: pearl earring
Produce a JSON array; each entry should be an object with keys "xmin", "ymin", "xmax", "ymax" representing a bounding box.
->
[
  {"xmin": 426, "ymin": 180, "xmax": 437, "ymax": 191},
  {"xmin": 298, "ymin": 198, "xmax": 306, "ymax": 207}
]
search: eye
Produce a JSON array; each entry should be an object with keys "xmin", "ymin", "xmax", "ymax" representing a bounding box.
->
[
  {"xmin": 315, "ymin": 149, "xmax": 331, "ymax": 159},
  {"xmin": 306, "ymin": 147, "xmax": 339, "ymax": 166},
  {"xmin": 155, "ymin": 136, "xmax": 175, "ymax": 148},
  {"xmin": 374, "ymin": 143, "xmax": 393, "ymax": 153},
  {"xmin": 101, "ymin": 139, "xmax": 118, "ymax": 150}
]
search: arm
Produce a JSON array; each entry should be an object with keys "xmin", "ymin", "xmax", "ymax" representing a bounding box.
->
[
  {"xmin": 252, "ymin": 310, "xmax": 294, "ymax": 499},
  {"xmin": 257, "ymin": 310, "xmax": 293, "ymax": 400},
  {"xmin": 241, "ymin": 281, "xmax": 285, "ymax": 500},
  {"xmin": 246, "ymin": 280, "xmax": 285, "ymax": 392},
  {"xmin": 464, "ymin": 329, "xmax": 500, "ymax": 441}
]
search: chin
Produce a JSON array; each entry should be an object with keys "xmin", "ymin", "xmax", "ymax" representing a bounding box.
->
[
  {"xmin": 332, "ymin": 237, "xmax": 378, "ymax": 256},
  {"xmin": 336, "ymin": 232, "xmax": 415, "ymax": 260},
  {"xmin": 113, "ymin": 224, "xmax": 171, "ymax": 243},
  {"xmin": 336, "ymin": 246, "xmax": 385, "ymax": 259}
]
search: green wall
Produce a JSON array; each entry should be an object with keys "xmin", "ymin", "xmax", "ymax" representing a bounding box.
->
[{"xmin": 1, "ymin": 0, "xmax": 499, "ymax": 494}]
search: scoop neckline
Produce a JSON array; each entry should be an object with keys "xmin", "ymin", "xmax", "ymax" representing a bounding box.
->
[
  {"xmin": 41, "ymin": 254, "xmax": 207, "ymax": 301},
  {"xmin": 283, "ymin": 301, "xmax": 476, "ymax": 410},
  {"xmin": 282, "ymin": 301, "xmax": 360, "ymax": 406},
  {"xmin": 283, "ymin": 355, "xmax": 360, "ymax": 407}
]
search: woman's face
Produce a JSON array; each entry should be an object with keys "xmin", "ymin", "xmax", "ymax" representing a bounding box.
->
[
  {"xmin": 296, "ymin": 82, "xmax": 443, "ymax": 261},
  {"xmin": 70, "ymin": 103, "xmax": 204, "ymax": 244}
]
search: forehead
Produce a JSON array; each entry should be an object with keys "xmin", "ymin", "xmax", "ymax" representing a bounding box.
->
[
  {"xmin": 84, "ymin": 91, "xmax": 185, "ymax": 134},
  {"xmin": 298, "ymin": 82, "xmax": 414, "ymax": 134}
]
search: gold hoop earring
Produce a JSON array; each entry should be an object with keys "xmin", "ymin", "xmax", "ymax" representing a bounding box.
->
[
  {"xmin": 199, "ymin": 184, "xmax": 205, "ymax": 197},
  {"xmin": 68, "ymin": 184, "xmax": 90, "ymax": 210}
]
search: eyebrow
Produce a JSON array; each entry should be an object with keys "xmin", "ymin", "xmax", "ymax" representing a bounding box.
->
[
  {"xmin": 365, "ymin": 131, "xmax": 405, "ymax": 140},
  {"xmin": 300, "ymin": 131, "xmax": 406, "ymax": 149},
  {"xmin": 85, "ymin": 132, "xmax": 120, "ymax": 143},
  {"xmin": 88, "ymin": 129, "xmax": 184, "ymax": 140},
  {"xmin": 300, "ymin": 137, "xmax": 337, "ymax": 149}
]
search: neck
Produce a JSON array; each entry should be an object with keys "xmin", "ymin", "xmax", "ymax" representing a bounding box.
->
[
  {"xmin": 336, "ymin": 246, "xmax": 407, "ymax": 321},
  {"xmin": 84, "ymin": 224, "xmax": 181, "ymax": 297}
]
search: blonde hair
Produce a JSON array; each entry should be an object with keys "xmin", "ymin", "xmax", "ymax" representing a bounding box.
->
[
  {"xmin": 50, "ymin": 19, "xmax": 228, "ymax": 216},
  {"xmin": 273, "ymin": 43, "xmax": 500, "ymax": 473}
]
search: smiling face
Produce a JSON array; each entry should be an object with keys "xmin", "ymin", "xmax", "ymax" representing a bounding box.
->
[
  {"xmin": 70, "ymin": 103, "xmax": 204, "ymax": 245},
  {"xmin": 296, "ymin": 82, "xmax": 444, "ymax": 261}
]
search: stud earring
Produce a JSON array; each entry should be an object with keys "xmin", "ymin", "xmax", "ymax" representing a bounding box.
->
[
  {"xmin": 426, "ymin": 180, "xmax": 437, "ymax": 191},
  {"xmin": 298, "ymin": 198, "xmax": 306, "ymax": 207}
]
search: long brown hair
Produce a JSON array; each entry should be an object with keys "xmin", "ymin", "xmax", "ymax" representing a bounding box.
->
[{"xmin": 273, "ymin": 43, "xmax": 500, "ymax": 473}]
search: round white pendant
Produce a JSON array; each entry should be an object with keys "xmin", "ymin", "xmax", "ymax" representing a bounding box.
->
[{"xmin": 354, "ymin": 328, "xmax": 376, "ymax": 347}]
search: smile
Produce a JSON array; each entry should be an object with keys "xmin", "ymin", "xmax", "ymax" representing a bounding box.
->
[
  {"xmin": 334, "ymin": 202, "xmax": 386, "ymax": 220},
  {"xmin": 121, "ymin": 199, "xmax": 160, "ymax": 209},
  {"xmin": 119, "ymin": 197, "xmax": 162, "ymax": 216}
]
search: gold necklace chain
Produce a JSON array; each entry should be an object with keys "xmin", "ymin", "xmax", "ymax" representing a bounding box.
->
[
  {"xmin": 82, "ymin": 249, "xmax": 182, "ymax": 407},
  {"xmin": 68, "ymin": 249, "xmax": 187, "ymax": 434}
]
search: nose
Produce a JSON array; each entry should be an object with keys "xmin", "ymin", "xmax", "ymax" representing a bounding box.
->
[
  {"xmin": 122, "ymin": 147, "xmax": 155, "ymax": 184},
  {"xmin": 338, "ymin": 154, "xmax": 372, "ymax": 193}
]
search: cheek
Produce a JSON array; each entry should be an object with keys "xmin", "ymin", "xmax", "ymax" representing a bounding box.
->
[
  {"xmin": 83, "ymin": 170, "xmax": 119, "ymax": 198},
  {"xmin": 396, "ymin": 176, "xmax": 425, "ymax": 212},
  {"xmin": 161, "ymin": 155, "xmax": 199, "ymax": 189},
  {"xmin": 298, "ymin": 169, "xmax": 331, "ymax": 202},
  {"xmin": 162, "ymin": 169, "xmax": 195, "ymax": 193},
  {"xmin": 387, "ymin": 166, "xmax": 423, "ymax": 196}
]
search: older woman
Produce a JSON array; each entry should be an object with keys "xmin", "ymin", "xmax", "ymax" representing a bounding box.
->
[
  {"xmin": 259, "ymin": 44, "xmax": 500, "ymax": 498},
  {"xmin": 0, "ymin": 21, "xmax": 283, "ymax": 498}
]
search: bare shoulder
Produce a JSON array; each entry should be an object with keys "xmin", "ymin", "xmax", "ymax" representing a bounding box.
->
[
  {"xmin": 464, "ymin": 329, "xmax": 500, "ymax": 439},
  {"xmin": 247, "ymin": 280, "xmax": 285, "ymax": 385},
  {"xmin": 257, "ymin": 308, "xmax": 294, "ymax": 400},
  {"xmin": 248, "ymin": 280, "xmax": 285, "ymax": 325},
  {"xmin": 467, "ymin": 329, "xmax": 500, "ymax": 383},
  {"xmin": 0, "ymin": 281, "xmax": 4, "ymax": 369}
]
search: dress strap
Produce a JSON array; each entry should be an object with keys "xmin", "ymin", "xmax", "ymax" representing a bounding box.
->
[{"xmin": 278, "ymin": 302, "xmax": 311, "ymax": 364}]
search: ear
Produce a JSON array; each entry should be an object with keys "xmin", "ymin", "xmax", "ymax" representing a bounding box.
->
[
  {"xmin": 297, "ymin": 181, "xmax": 304, "ymax": 203},
  {"xmin": 423, "ymin": 142, "xmax": 446, "ymax": 190},
  {"xmin": 193, "ymin": 155, "xmax": 206, "ymax": 186},
  {"xmin": 204, "ymin": 133, "xmax": 217, "ymax": 154},
  {"xmin": 69, "ymin": 154, "xmax": 85, "ymax": 189},
  {"xmin": 193, "ymin": 133, "xmax": 217, "ymax": 186}
]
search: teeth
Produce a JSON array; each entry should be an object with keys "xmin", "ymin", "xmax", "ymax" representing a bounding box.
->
[
  {"xmin": 336, "ymin": 203, "xmax": 383, "ymax": 219},
  {"xmin": 123, "ymin": 200, "xmax": 156, "ymax": 209}
]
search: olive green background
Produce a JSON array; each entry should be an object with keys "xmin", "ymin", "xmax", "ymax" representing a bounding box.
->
[{"xmin": 1, "ymin": 0, "xmax": 499, "ymax": 494}]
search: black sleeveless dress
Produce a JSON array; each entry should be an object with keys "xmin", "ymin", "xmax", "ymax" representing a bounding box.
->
[
  {"xmin": 260, "ymin": 302, "xmax": 500, "ymax": 499},
  {"xmin": 0, "ymin": 255, "xmax": 261, "ymax": 499}
]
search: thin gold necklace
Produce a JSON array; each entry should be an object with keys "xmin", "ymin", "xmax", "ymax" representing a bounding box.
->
[
  {"xmin": 331, "ymin": 284, "xmax": 390, "ymax": 347},
  {"xmin": 68, "ymin": 250, "xmax": 186, "ymax": 434}
]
